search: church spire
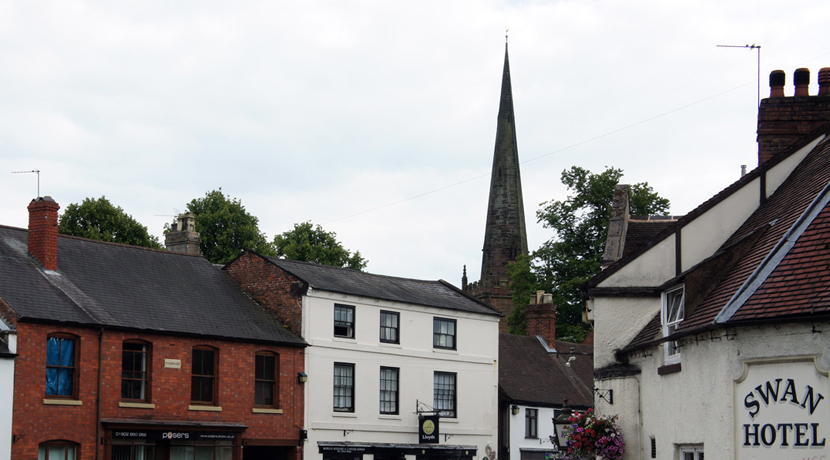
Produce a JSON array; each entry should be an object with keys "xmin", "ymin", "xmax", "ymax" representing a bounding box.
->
[{"xmin": 473, "ymin": 41, "xmax": 528, "ymax": 330}]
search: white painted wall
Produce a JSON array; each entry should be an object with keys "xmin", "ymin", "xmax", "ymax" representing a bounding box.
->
[
  {"xmin": 595, "ymin": 322, "xmax": 830, "ymax": 460},
  {"xmin": 592, "ymin": 296, "xmax": 660, "ymax": 369},
  {"xmin": 302, "ymin": 289, "xmax": 500, "ymax": 460},
  {"xmin": 506, "ymin": 405, "xmax": 557, "ymax": 460},
  {"xmin": 765, "ymin": 136, "xmax": 823, "ymax": 198},
  {"xmin": 597, "ymin": 236, "xmax": 676, "ymax": 288},
  {"xmin": 0, "ymin": 331, "xmax": 16, "ymax": 460}
]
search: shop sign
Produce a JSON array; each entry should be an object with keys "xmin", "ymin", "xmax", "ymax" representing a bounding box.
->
[
  {"xmin": 735, "ymin": 358, "xmax": 828, "ymax": 459},
  {"xmin": 112, "ymin": 430, "xmax": 236, "ymax": 441},
  {"xmin": 419, "ymin": 415, "xmax": 440, "ymax": 444}
]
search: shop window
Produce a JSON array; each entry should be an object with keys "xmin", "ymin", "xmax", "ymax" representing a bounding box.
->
[
  {"xmin": 46, "ymin": 334, "xmax": 78, "ymax": 398},
  {"xmin": 379, "ymin": 311, "xmax": 399, "ymax": 344},
  {"xmin": 38, "ymin": 440, "xmax": 78, "ymax": 460},
  {"xmin": 122, "ymin": 340, "xmax": 151, "ymax": 402},
  {"xmin": 334, "ymin": 304, "xmax": 355, "ymax": 338},
  {"xmin": 433, "ymin": 318, "xmax": 456, "ymax": 350},
  {"xmin": 255, "ymin": 351, "xmax": 279, "ymax": 407},
  {"xmin": 379, "ymin": 367, "xmax": 399, "ymax": 414},
  {"xmin": 111, "ymin": 440, "xmax": 157, "ymax": 460},
  {"xmin": 525, "ymin": 408, "xmax": 538, "ymax": 438},
  {"xmin": 191, "ymin": 346, "xmax": 217, "ymax": 405},
  {"xmin": 333, "ymin": 362, "xmax": 355, "ymax": 412},
  {"xmin": 170, "ymin": 441, "xmax": 232, "ymax": 460},
  {"xmin": 662, "ymin": 285, "xmax": 684, "ymax": 364},
  {"xmin": 434, "ymin": 371, "xmax": 456, "ymax": 417}
]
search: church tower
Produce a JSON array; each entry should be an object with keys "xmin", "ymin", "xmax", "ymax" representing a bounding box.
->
[{"xmin": 466, "ymin": 40, "xmax": 528, "ymax": 332}]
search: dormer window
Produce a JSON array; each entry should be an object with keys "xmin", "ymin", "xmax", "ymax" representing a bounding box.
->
[{"xmin": 662, "ymin": 285, "xmax": 684, "ymax": 363}]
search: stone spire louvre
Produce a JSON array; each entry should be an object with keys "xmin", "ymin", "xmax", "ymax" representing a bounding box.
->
[{"xmin": 474, "ymin": 41, "xmax": 529, "ymax": 328}]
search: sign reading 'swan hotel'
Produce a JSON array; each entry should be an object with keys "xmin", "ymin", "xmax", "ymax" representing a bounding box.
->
[{"xmin": 735, "ymin": 357, "xmax": 828, "ymax": 459}]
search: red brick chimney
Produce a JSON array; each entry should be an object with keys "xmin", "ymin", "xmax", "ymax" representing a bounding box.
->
[
  {"xmin": 526, "ymin": 290, "xmax": 556, "ymax": 347},
  {"xmin": 758, "ymin": 67, "xmax": 830, "ymax": 165},
  {"xmin": 27, "ymin": 196, "xmax": 60, "ymax": 271}
]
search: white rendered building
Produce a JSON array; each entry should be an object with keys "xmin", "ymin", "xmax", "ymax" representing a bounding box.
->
[{"xmin": 227, "ymin": 254, "xmax": 502, "ymax": 460}]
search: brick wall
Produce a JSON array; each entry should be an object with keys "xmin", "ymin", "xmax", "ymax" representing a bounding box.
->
[
  {"xmin": 12, "ymin": 322, "xmax": 305, "ymax": 460},
  {"xmin": 224, "ymin": 252, "xmax": 304, "ymax": 337}
]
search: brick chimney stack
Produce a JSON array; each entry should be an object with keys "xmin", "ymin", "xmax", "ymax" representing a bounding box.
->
[
  {"xmin": 27, "ymin": 196, "xmax": 60, "ymax": 271},
  {"xmin": 165, "ymin": 212, "xmax": 202, "ymax": 255},
  {"xmin": 526, "ymin": 290, "xmax": 556, "ymax": 347},
  {"xmin": 757, "ymin": 67, "xmax": 830, "ymax": 165}
]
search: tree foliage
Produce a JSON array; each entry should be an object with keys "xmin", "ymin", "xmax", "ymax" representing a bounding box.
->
[
  {"xmin": 508, "ymin": 166, "xmax": 670, "ymax": 341},
  {"xmin": 58, "ymin": 196, "xmax": 162, "ymax": 249},
  {"xmin": 184, "ymin": 189, "xmax": 273, "ymax": 264},
  {"xmin": 273, "ymin": 221, "xmax": 367, "ymax": 270}
]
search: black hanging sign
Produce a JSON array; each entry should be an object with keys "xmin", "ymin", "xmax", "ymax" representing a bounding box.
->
[{"xmin": 419, "ymin": 415, "xmax": 440, "ymax": 444}]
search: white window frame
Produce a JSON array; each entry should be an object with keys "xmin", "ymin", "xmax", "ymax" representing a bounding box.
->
[
  {"xmin": 679, "ymin": 445, "xmax": 703, "ymax": 460},
  {"xmin": 661, "ymin": 285, "xmax": 684, "ymax": 364}
]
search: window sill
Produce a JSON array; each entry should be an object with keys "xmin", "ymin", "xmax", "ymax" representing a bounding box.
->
[
  {"xmin": 658, "ymin": 363, "xmax": 682, "ymax": 375},
  {"xmin": 119, "ymin": 402, "xmax": 155, "ymax": 409},
  {"xmin": 379, "ymin": 341, "xmax": 401, "ymax": 348},
  {"xmin": 253, "ymin": 407, "xmax": 284, "ymax": 414},
  {"xmin": 432, "ymin": 348, "xmax": 458, "ymax": 355},
  {"xmin": 43, "ymin": 399, "xmax": 82, "ymax": 406},
  {"xmin": 332, "ymin": 412, "xmax": 357, "ymax": 418},
  {"xmin": 379, "ymin": 414, "xmax": 401, "ymax": 420},
  {"xmin": 189, "ymin": 405, "xmax": 222, "ymax": 412},
  {"xmin": 440, "ymin": 417, "xmax": 458, "ymax": 423}
]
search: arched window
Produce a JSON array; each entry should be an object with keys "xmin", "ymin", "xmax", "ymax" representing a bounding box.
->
[
  {"xmin": 122, "ymin": 340, "xmax": 151, "ymax": 402},
  {"xmin": 255, "ymin": 351, "xmax": 279, "ymax": 407},
  {"xmin": 46, "ymin": 333, "xmax": 79, "ymax": 398},
  {"xmin": 38, "ymin": 440, "xmax": 78, "ymax": 460},
  {"xmin": 191, "ymin": 346, "xmax": 218, "ymax": 405}
]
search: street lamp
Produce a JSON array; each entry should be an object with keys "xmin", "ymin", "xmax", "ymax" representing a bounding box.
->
[{"xmin": 550, "ymin": 399, "xmax": 573, "ymax": 453}]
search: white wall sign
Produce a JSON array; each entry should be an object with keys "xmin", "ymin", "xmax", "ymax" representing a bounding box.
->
[{"xmin": 735, "ymin": 357, "xmax": 828, "ymax": 459}]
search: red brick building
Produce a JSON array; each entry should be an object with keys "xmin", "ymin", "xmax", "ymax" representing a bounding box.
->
[{"xmin": 0, "ymin": 197, "xmax": 308, "ymax": 460}]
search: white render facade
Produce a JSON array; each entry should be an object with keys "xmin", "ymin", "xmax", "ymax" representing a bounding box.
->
[
  {"xmin": 505, "ymin": 405, "xmax": 557, "ymax": 460},
  {"xmin": 588, "ymin": 132, "xmax": 830, "ymax": 460},
  {"xmin": 301, "ymin": 287, "xmax": 501, "ymax": 460},
  {"xmin": 0, "ymin": 322, "xmax": 15, "ymax": 460}
]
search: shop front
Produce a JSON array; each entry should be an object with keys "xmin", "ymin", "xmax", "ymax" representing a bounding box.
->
[
  {"xmin": 102, "ymin": 420, "xmax": 246, "ymax": 460},
  {"xmin": 318, "ymin": 442, "xmax": 477, "ymax": 460}
]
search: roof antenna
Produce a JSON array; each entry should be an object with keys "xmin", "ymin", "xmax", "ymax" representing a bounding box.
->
[
  {"xmin": 717, "ymin": 44, "xmax": 762, "ymax": 107},
  {"xmin": 12, "ymin": 169, "xmax": 41, "ymax": 197}
]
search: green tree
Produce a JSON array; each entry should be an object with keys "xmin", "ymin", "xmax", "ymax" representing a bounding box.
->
[
  {"xmin": 508, "ymin": 166, "xmax": 670, "ymax": 341},
  {"xmin": 184, "ymin": 189, "xmax": 274, "ymax": 264},
  {"xmin": 58, "ymin": 196, "xmax": 162, "ymax": 249},
  {"xmin": 273, "ymin": 221, "xmax": 367, "ymax": 270}
]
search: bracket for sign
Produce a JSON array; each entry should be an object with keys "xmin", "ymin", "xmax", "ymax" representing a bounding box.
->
[
  {"xmin": 343, "ymin": 430, "xmax": 353, "ymax": 437},
  {"xmin": 444, "ymin": 433, "xmax": 454, "ymax": 442},
  {"xmin": 416, "ymin": 399, "xmax": 440, "ymax": 416},
  {"xmin": 594, "ymin": 388, "xmax": 613, "ymax": 405}
]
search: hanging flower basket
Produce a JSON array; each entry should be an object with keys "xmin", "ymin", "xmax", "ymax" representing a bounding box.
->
[{"xmin": 559, "ymin": 409, "xmax": 625, "ymax": 460}]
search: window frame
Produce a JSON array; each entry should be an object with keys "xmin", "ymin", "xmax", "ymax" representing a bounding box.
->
[
  {"xmin": 680, "ymin": 446, "xmax": 704, "ymax": 460},
  {"xmin": 255, "ymin": 351, "xmax": 279, "ymax": 408},
  {"xmin": 121, "ymin": 340, "xmax": 151, "ymax": 402},
  {"xmin": 433, "ymin": 371, "xmax": 457, "ymax": 418},
  {"xmin": 661, "ymin": 285, "xmax": 685, "ymax": 364},
  {"xmin": 379, "ymin": 366, "xmax": 399, "ymax": 415},
  {"xmin": 525, "ymin": 408, "xmax": 538, "ymax": 438},
  {"xmin": 333, "ymin": 362, "xmax": 355, "ymax": 412},
  {"xmin": 433, "ymin": 317, "xmax": 457, "ymax": 350},
  {"xmin": 38, "ymin": 440, "xmax": 79, "ymax": 460},
  {"xmin": 379, "ymin": 310, "xmax": 400, "ymax": 344},
  {"xmin": 334, "ymin": 304, "xmax": 356, "ymax": 339},
  {"xmin": 191, "ymin": 346, "xmax": 218, "ymax": 405},
  {"xmin": 45, "ymin": 333, "xmax": 79, "ymax": 399}
]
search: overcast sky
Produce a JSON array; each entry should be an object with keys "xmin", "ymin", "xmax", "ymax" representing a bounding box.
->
[{"xmin": 2, "ymin": 0, "xmax": 829, "ymax": 284}]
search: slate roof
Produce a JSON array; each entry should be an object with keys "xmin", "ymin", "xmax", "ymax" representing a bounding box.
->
[
  {"xmin": 498, "ymin": 334, "xmax": 593, "ymax": 409},
  {"xmin": 0, "ymin": 226, "xmax": 305, "ymax": 346},
  {"xmin": 616, "ymin": 130, "xmax": 830, "ymax": 354},
  {"xmin": 262, "ymin": 256, "xmax": 502, "ymax": 316}
]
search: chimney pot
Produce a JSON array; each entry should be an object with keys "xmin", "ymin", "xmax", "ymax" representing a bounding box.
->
[
  {"xmin": 819, "ymin": 68, "xmax": 830, "ymax": 96},
  {"xmin": 794, "ymin": 68, "xmax": 810, "ymax": 96},
  {"xmin": 769, "ymin": 70, "xmax": 786, "ymax": 98}
]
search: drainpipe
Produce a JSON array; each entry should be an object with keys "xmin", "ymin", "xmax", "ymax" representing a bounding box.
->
[{"xmin": 96, "ymin": 328, "xmax": 104, "ymax": 460}]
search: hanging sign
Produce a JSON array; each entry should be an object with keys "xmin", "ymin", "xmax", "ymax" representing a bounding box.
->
[
  {"xmin": 419, "ymin": 415, "xmax": 440, "ymax": 444},
  {"xmin": 735, "ymin": 358, "xmax": 828, "ymax": 459}
]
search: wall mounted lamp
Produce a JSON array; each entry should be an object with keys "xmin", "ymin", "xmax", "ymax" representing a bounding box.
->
[
  {"xmin": 511, "ymin": 405, "xmax": 520, "ymax": 415},
  {"xmin": 298, "ymin": 372, "xmax": 308, "ymax": 384}
]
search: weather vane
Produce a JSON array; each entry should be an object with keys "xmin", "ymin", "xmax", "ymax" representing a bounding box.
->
[{"xmin": 12, "ymin": 169, "xmax": 41, "ymax": 197}]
